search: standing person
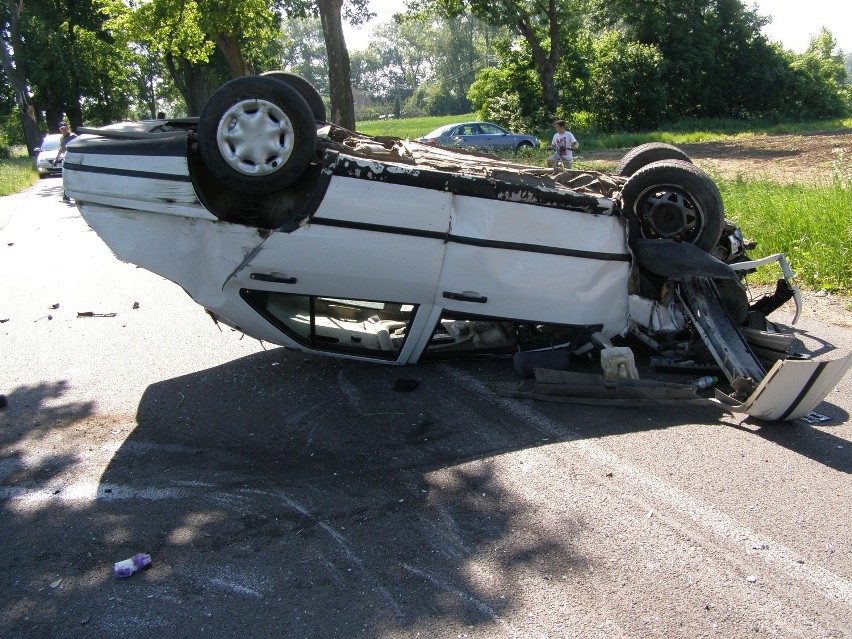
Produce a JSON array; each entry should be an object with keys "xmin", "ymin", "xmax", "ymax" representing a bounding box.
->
[
  {"xmin": 546, "ymin": 120, "xmax": 578, "ymax": 169},
  {"xmin": 53, "ymin": 122, "xmax": 76, "ymax": 202}
]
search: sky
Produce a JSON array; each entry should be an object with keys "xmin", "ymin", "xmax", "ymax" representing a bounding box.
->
[{"xmin": 342, "ymin": 0, "xmax": 852, "ymax": 55}]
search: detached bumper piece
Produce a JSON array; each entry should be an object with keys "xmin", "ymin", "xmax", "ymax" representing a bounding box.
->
[{"xmin": 713, "ymin": 355, "xmax": 852, "ymax": 421}]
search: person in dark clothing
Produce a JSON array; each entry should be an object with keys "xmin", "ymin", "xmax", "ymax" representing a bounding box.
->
[{"xmin": 54, "ymin": 122, "xmax": 76, "ymax": 202}]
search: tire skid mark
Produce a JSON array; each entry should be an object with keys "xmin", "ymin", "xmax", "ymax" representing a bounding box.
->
[
  {"xmin": 442, "ymin": 364, "xmax": 852, "ymax": 606},
  {"xmin": 400, "ymin": 563, "xmax": 532, "ymax": 639},
  {"xmin": 243, "ymin": 487, "xmax": 408, "ymax": 625}
]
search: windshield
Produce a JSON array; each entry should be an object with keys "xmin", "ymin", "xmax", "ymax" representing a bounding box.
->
[
  {"xmin": 40, "ymin": 136, "xmax": 61, "ymax": 152},
  {"xmin": 423, "ymin": 124, "xmax": 456, "ymax": 139}
]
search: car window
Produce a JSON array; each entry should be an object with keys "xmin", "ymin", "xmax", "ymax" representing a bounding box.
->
[
  {"xmin": 479, "ymin": 124, "xmax": 505, "ymax": 135},
  {"xmin": 424, "ymin": 124, "xmax": 456, "ymax": 138},
  {"xmin": 40, "ymin": 136, "xmax": 60, "ymax": 151},
  {"xmin": 457, "ymin": 124, "xmax": 482, "ymax": 136},
  {"xmin": 240, "ymin": 290, "xmax": 417, "ymax": 360}
]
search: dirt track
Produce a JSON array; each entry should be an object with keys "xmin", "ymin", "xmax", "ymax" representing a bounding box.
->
[{"xmin": 584, "ymin": 129, "xmax": 852, "ymax": 184}]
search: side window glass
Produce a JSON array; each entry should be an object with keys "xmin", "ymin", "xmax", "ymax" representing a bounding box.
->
[
  {"xmin": 241, "ymin": 290, "xmax": 416, "ymax": 360},
  {"xmin": 424, "ymin": 313, "xmax": 517, "ymax": 357},
  {"xmin": 480, "ymin": 124, "xmax": 501, "ymax": 134}
]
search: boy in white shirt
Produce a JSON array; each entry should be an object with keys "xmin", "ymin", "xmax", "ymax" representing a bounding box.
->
[{"xmin": 547, "ymin": 120, "xmax": 578, "ymax": 168}]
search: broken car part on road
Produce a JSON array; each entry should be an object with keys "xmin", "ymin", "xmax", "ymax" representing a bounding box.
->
[{"xmin": 64, "ymin": 75, "xmax": 851, "ymax": 422}]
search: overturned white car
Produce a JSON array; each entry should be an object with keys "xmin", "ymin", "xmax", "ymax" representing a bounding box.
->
[{"xmin": 64, "ymin": 73, "xmax": 850, "ymax": 421}]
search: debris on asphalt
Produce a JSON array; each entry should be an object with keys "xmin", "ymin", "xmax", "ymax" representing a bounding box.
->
[
  {"xmin": 132, "ymin": 302, "xmax": 140, "ymax": 309},
  {"xmin": 799, "ymin": 411, "xmax": 832, "ymax": 424},
  {"xmin": 746, "ymin": 575, "xmax": 758, "ymax": 583},
  {"xmin": 0, "ymin": 318, "xmax": 8, "ymax": 323},
  {"xmin": 34, "ymin": 315, "xmax": 53, "ymax": 322},
  {"xmin": 0, "ymin": 394, "xmax": 7, "ymax": 409},
  {"xmin": 113, "ymin": 553, "xmax": 152, "ymax": 578},
  {"xmin": 77, "ymin": 311, "xmax": 118, "ymax": 318},
  {"xmin": 49, "ymin": 578, "xmax": 62, "ymax": 589},
  {"xmin": 49, "ymin": 303, "xmax": 59, "ymax": 309}
]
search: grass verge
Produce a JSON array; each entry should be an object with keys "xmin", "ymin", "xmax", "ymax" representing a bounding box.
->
[
  {"xmin": 719, "ymin": 178, "xmax": 852, "ymax": 293},
  {"xmin": 0, "ymin": 147, "xmax": 38, "ymax": 196}
]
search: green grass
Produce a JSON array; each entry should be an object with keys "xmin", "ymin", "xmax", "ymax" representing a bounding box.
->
[
  {"xmin": 356, "ymin": 113, "xmax": 477, "ymax": 139},
  {"xmin": 0, "ymin": 147, "xmax": 39, "ymax": 196},
  {"xmin": 719, "ymin": 178, "xmax": 852, "ymax": 292}
]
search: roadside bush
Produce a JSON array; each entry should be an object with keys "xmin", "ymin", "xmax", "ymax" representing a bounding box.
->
[
  {"xmin": 586, "ymin": 32, "xmax": 666, "ymax": 132},
  {"xmin": 468, "ymin": 66, "xmax": 549, "ymax": 133}
]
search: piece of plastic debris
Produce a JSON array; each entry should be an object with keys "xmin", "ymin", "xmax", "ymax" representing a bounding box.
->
[
  {"xmin": 693, "ymin": 375, "xmax": 719, "ymax": 389},
  {"xmin": 0, "ymin": 318, "xmax": 8, "ymax": 323},
  {"xmin": 746, "ymin": 575, "xmax": 758, "ymax": 583},
  {"xmin": 77, "ymin": 311, "xmax": 118, "ymax": 318},
  {"xmin": 601, "ymin": 347, "xmax": 639, "ymax": 381},
  {"xmin": 49, "ymin": 303, "xmax": 59, "ymax": 309},
  {"xmin": 50, "ymin": 578, "xmax": 62, "ymax": 589},
  {"xmin": 132, "ymin": 302, "xmax": 140, "ymax": 309},
  {"xmin": 113, "ymin": 553, "xmax": 152, "ymax": 578}
]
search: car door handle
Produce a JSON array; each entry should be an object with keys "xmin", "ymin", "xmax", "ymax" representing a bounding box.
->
[
  {"xmin": 443, "ymin": 291, "xmax": 487, "ymax": 303},
  {"xmin": 250, "ymin": 272, "xmax": 297, "ymax": 284}
]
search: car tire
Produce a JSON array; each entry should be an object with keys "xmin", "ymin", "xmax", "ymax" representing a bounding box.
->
[
  {"xmin": 621, "ymin": 160, "xmax": 724, "ymax": 252},
  {"xmin": 198, "ymin": 76, "xmax": 317, "ymax": 195},
  {"xmin": 616, "ymin": 142, "xmax": 692, "ymax": 177},
  {"xmin": 516, "ymin": 140, "xmax": 534, "ymax": 151},
  {"xmin": 260, "ymin": 71, "xmax": 327, "ymax": 123}
]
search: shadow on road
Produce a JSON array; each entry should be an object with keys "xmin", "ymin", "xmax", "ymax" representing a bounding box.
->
[{"xmin": 1, "ymin": 341, "xmax": 848, "ymax": 637}]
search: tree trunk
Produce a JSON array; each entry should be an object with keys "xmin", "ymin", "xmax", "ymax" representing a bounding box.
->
[
  {"xmin": 0, "ymin": 0, "xmax": 41, "ymax": 154},
  {"xmin": 317, "ymin": 0, "xmax": 355, "ymax": 129},
  {"xmin": 214, "ymin": 32, "xmax": 249, "ymax": 78},
  {"xmin": 165, "ymin": 53, "xmax": 215, "ymax": 116},
  {"xmin": 514, "ymin": 0, "xmax": 560, "ymax": 115}
]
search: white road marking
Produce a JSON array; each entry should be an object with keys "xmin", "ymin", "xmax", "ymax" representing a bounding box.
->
[{"xmin": 443, "ymin": 364, "xmax": 852, "ymax": 606}]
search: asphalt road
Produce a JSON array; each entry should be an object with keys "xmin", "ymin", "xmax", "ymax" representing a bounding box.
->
[{"xmin": 1, "ymin": 178, "xmax": 851, "ymax": 639}]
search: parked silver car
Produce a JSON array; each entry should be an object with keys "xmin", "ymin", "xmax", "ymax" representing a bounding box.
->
[
  {"xmin": 416, "ymin": 121, "xmax": 539, "ymax": 151},
  {"xmin": 34, "ymin": 133, "xmax": 63, "ymax": 178}
]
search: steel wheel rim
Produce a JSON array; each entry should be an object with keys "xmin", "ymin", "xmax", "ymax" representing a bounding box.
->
[{"xmin": 634, "ymin": 183, "xmax": 705, "ymax": 243}]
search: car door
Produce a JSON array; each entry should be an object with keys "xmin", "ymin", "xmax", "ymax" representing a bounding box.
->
[
  {"xmin": 223, "ymin": 172, "xmax": 452, "ymax": 362},
  {"xmin": 479, "ymin": 123, "xmax": 510, "ymax": 149},
  {"xmin": 452, "ymin": 124, "xmax": 485, "ymax": 148},
  {"xmin": 434, "ymin": 192, "xmax": 631, "ymax": 337}
]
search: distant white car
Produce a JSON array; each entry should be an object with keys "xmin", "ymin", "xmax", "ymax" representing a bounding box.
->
[
  {"xmin": 62, "ymin": 74, "xmax": 851, "ymax": 421},
  {"xmin": 34, "ymin": 133, "xmax": 63, "ymax": 178}
]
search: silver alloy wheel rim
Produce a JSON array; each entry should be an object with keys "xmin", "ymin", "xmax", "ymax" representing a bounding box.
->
[{"xmin": 216, "ymin": 98, "xmax": 295, "ymax": 176}]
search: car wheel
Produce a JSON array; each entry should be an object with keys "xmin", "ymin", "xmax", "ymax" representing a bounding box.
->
[
  {"xmin": 260, "ymin": 71, "xmax": 327, "ymax": 123},
  {"xmin": 616, "ymin": 142, "xmax": 692, "ymax": 177},
  {"xmin": 516, "ymin": 140, "xmax": 534, "ymax": 151},
  {"xmin": 621, "ymin": 160, "xmax": 724, "ymax": 252},
  {"xmin": 198, "ymin": 76, "xmax": 317, "ymax": 194}
]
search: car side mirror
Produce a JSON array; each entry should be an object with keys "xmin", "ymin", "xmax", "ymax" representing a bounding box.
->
[{"xmin": 33, "ymin": 147, "xmax": 41, "ymax": 153}]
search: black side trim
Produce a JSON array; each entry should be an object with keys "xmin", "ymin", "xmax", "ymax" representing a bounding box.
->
[
  {"xmin": 309, "ymin": 216, "xmax": 446, "ymax": 241},
  {"xmin": 778, "ymin": 361, "xmax": 827, "ymax": 421},
  {"xmin": 448, "ymin": 234, "xmax": 631, "ymax": 262},
  {"xmin": 62, "ymin": 162, "xmax": 191, "ymax": 183},
  {"xmin": 309, "ymin": 216, "xmax": 630, "ymax": 262}
]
